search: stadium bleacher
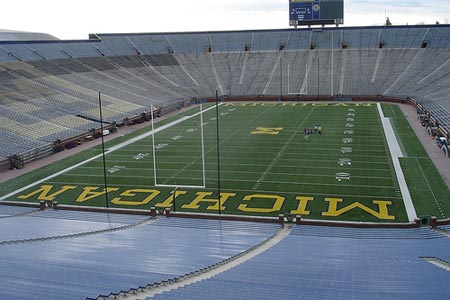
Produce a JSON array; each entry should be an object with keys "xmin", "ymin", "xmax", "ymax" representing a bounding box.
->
[
  {"xmin": 0, "ymin": 204, "xmax": 37, "ymax": 216},
  {"xmin": 0, "ymin": 201, "xmax": 449, "ymax": 300},
  {"xmin": 149, "ymin": 225, "xmax": 450, "ymax": 300},
  {"xmin": 2, "ymin": 25, "xmax": 450, "ymax": 300},
  {"xmin": 1, "ymin": 25, "xmax": 450, "ymax": 162},
  {"xmin": 0, "ymin": 211, "xmax": 280, "ymax": 300}
]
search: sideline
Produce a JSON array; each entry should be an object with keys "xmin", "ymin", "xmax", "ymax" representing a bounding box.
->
[
  {"xmin": 0, "ymin": 104, "xmax": 221, "ymax": 202},
  {"xmin": 376, "ymin": 103, "xmax": 417, "ymax": 222}
]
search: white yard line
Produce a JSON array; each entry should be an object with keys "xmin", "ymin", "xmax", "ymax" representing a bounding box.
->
[
  {"xmin": 376, "ymin": 103, "xmax": 417, "ymax": 222},
  {"xmin": 0, "ymin": 104, "xmax": 221, "ymax": 202}
]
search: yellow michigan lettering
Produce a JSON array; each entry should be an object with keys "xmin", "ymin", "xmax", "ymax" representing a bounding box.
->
[
  {"xmin": 182, "ymin": 192, "xmax": 236, "ymax": 211},
  {"xmin": 18, "ymin": 185, "xmax": 77, "ymax": 201},
  {"xmin": 76, "ymin": 187, "xmax": 119, "ymax": 203},
  {"xmin": 322, "ymin": 198, "xmax": 395, "ymax": 220},
  {"xmin": 251, "ymin": 127, "xmax": 284, "ymax": 135},
  {"xmin": 111, "ymin": 189, "xmax": 160, "ymax": 206},
  {"xmin": 154, "ymin": 190, "xmax": 188, "ymax": 207},
  {"xmin": 290, "ymin": 196, "xmax": 314, "ymax": 215},
  {"xmin": 238, "ymin": 194, "xmax": 284, "ymax": 213},
  {"xmin": 15, "ymin": 184, "xmax": 397, "ymax": 221}
]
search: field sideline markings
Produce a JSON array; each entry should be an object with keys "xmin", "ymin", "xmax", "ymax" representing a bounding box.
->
[
  {"xmin": 221, "ymin": 188, "xmax": 402, "ymax": 200},
  {"xmin": 220, "ymin": 159, "xmax": 391, "ymax": 167},
  {"xmin": 377, "ymin": 103, "xmax": 416, "ymax": 221},
  {"xmin": 61, "ymin": 172, "xmax": 394, "ymax": 182},
  {"xmin": 214, "ymin": 143, "xmax": 386, "ymax": 150},
  {"xmin": 74, "ymin": 163, "xmax": 391, "ymax": 173},
  {"xmin": 50, "ymin": 175, "xmax": 400, "ymax": 189},
  {"xmin": 248, "ymin": 178, "xmax": 400, "ymax": 190},
  {"xmin": 0, "ymin": 104, "xmax": 221, "ymax": 202},
  {"xmin": 221, "ymin": 166, "xmax": 392, "ymax": 175},
  {"xmin": 255, "ymin": 172, "xmax": 394, "ymax": 180},
  {"xmin": 414, "ymin": 158, "xmax": 446, "ymax": 219}
]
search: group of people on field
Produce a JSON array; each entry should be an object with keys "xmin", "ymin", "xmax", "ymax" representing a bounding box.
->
[{"xmin": 304, "ymin": 124, "xmax": 322, "ymax": 140}]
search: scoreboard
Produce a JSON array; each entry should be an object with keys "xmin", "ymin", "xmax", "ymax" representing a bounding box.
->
[{"xmin": 289, "ymin": 0, "xmax": 344, "ymax": 26}]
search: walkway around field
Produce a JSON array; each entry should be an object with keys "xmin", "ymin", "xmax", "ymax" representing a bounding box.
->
[{"xmin": 376, "ymin": 103, "xmax": 417, "ymax": 222}]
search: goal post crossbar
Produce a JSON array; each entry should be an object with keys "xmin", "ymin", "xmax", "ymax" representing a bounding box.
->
[
  {"xmin": 155, "ymin": 184, "xmax": 206, "ymax": 189},
  {"xmin": 287, "ymin": 92, "xmax": 308, "ymax": 95}
]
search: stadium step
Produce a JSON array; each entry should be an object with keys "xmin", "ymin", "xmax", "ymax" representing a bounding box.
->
[
  {"xmin": 422, "ymin": 257, "xmax": 450, "ymax": 272},
  {"xmin": 290, "ymin": 224, "xmax": 445, "ymax": 239},
  {"xmin": 88, "ymin": 223, "xmax": 290, "ymax": 300},
  {"xmin": 435, "ymin": 227, "xmax": 450, "ymax": 237}
]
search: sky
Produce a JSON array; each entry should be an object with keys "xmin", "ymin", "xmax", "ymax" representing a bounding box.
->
[{"xmin": 1, "ymin": 0, "xmax": 450, "ymax": 40}]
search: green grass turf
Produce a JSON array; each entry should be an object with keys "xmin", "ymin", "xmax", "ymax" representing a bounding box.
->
[
  {"xmin": 2, "ymin": 102, "xmax": 415, "ymax": 222},
  {"xmin": 381, "ymin": 103, "xmax": 450, "ymax": 219},
  {"xmin": 0, "ymin": 107, "xmax": 201, "ymax": 197}
]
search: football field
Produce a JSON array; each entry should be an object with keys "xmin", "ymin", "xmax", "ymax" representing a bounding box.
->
[{"xmin": 2, "ymin": 102, "xmax": 418, "ymax": 222}]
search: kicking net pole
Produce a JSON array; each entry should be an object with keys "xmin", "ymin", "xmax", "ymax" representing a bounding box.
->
[
  {"xmin": 216, "ymin": 90, "xmax": 222, "ymax": 215},
  {"xmin": 151, "ymin": 105, "xmax": 157, "ymax": 187},
  {"xmin": 98, "ymin": 91, "xmax": 109, "ymax": 209},
  {"xmin": 200, "ymin": 104, "xmax": 206, "ymax": 187}
]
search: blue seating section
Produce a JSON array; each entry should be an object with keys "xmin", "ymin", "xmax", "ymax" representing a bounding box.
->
[
  {"xmin": 290, "ymin": 224, "xmax": 444, "ymax": 239},
  {"xmin": 439, "ymin": 224, "xmax": 450, "ymax": 233},
  {"xmin": 149, "ymin": 225, "xmax": 450, "ymax": 300},
  {"xmin": 0, "ymin": 211, "xmax": 279, "ymax": 300},
  {"xmin": 35, "ymin": 209, "xmax": 148, "ymax": 224},
  {"xmin": 0, "ymin": 205, "xmax": 36, "ymax": 217},
  {"xmin": 0, "ymin": 210, "xmax": 149, "ymax": 243}
]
